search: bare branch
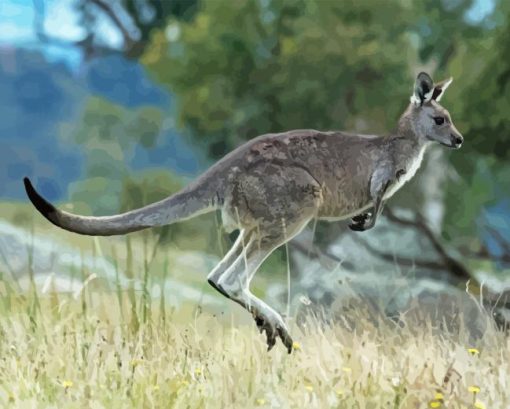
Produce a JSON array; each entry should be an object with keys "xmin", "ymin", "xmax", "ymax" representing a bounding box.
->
[
  {"xmin": 457, "ymin": 244, "xmax": 510, "ymax": 265},
  {"xmin": 32, "ymin": 0, "xmax": 126, "ymax": 60},
  {"xmin": 485, "ymin": 224, "xmax": 510, "ymax": 255},
  {"xmin": 31, "ymin": 0, "xmax": 145, "ymax": 61},
  {"xmin": 350, "ymin": 234, "xmax": 446, "ymax": 271},
  {"xmin": 289, "ymin": 240, "xmax": 356, "ymax": 271},
  {"xmin": 384, "ymin": 207, "xmax": 472, "ymax": 280},
  {"xmin": 89, "ymin": 0, "xmax": 137, "ymax": 51}
]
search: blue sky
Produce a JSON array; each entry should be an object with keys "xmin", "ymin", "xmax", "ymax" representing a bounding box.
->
[
  {"xmin": 0, "ymin": 0, "xmax": 123, "ymax": 67},
  {"xmin": 0, "ymin": 0, "xmax": 497, "ymax": 68}
]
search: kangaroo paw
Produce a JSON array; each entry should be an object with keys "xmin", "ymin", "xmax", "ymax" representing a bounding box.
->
[
  {"xmin": 349, "ymin": 220, "xmax": 368, "ymax": 231},
  {"xmin": 253, "ymin": 311, "xmax": 293, "ymax": 353},
  {"xmin": 351, "ymin": 212, "xmax": 370, "ymax": 223},
  {"xmin": 349, "ymin": 212, "xmax": 374, "ymax": 231}
]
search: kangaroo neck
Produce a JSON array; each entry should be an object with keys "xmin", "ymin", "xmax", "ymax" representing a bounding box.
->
[
  {"xmin": 389, "ymin": 109, "xmax": 427, "ymax": 149},
  {"xmin": 380, "ymin": 115, "xmax": 430, "ymax": 181}
]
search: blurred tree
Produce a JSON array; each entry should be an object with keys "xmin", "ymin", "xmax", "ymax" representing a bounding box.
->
[
  {"xmin": 412, "ymin": 0, "xmax": 485, "ymax": 70},
  {"xmin": 436, "ymin": 0, "xmax": 510, "ymax": 252},
  {"xmin": 142, "ymin": 0, "xmax": 489, "ymax": 160},
  {"xmin": 139, "ymin": 0, "xmax": 510, "ymax": 275},
  {"xmin": 60, "ymin": 97, "xmax": 163, "ymax": 214},
  {"xmin": 143, "ymin": 0, "xmax": 416, "ymax": 159},
  {"xmin": 62, "ymin": 96, "xmax": 219, "ymax": 251},
  {"xmin": 454, "ymin": 1, "xmax": 510, "ymax": 160},
  {"xmin": 33, "ymin": 0, "xmax": 199, "ymax": 60}
]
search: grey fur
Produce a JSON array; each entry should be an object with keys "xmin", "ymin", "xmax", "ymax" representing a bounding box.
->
[{"xmin": 24, "ymin": 72, "xmax": 463, "ymax": 352}]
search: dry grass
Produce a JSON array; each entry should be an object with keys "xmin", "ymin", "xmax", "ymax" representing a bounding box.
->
[
  {"xmin": 0, "ymin": 205, "xmax": 508, "ymax": 407},
  {"xmin": 0, "ymin": 284, "xmax": 508, "ymax": 409},
  {"xmin": 0, "ymin": 207, "xmax": 510, "ymax": 409}
]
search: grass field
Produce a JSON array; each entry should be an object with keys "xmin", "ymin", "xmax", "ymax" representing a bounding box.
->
[
  {"xmin": 0, "ymin": 203, "xmax": 508, "ymax": 408},
  {"xmin": 0, "ymin": 282, "xmax": 507, "ymax": 409}
]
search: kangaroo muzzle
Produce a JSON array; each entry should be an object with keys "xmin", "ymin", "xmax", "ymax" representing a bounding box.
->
[{"xmin": 450, "ymin": 132, "xmax": 463, "ymax": 149}]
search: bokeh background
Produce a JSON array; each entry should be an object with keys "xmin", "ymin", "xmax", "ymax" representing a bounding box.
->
[{"xmin": 0, "ymin": 0, "xmax": 509, "ymax": 320}]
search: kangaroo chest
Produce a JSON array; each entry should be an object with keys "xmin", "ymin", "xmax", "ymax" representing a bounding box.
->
[{"xmin": 384, "ymin": 145, "xmax": 427, "ymax": 200}]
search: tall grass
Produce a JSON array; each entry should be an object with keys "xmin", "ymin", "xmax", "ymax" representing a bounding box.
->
[
  {"xmin": 0, "ymin": 211, "xmax": 508, "ymax": 408},
  {"xmin": 0, "ymin": 267, "xmax": 508, "ymax": 408}
]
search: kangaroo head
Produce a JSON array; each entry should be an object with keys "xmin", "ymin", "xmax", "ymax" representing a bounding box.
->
[{"xmin": 408, "ymin": 72, "xmax": 463, "ymax": 149}]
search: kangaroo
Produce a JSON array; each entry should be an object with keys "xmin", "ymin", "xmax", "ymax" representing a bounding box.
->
[{"xmin": 24, "ymin": 72, "xmax": 463, "ymax": 352}]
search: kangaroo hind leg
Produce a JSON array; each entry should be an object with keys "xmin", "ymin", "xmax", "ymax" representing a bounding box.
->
[
  {"xmin": 217, "ymin": 216, "xmax": 313, "ymax": 353},
  {"xmin": 212, "ymin": 164, "xmax": 322, "ymax": 352},
  {"xmin": 215, "ymin": 233, "xmax": 290, "ymax": 351},
  {"xmin": 207, "ymin": 229, "xmax": 250, "ymax": 298}
]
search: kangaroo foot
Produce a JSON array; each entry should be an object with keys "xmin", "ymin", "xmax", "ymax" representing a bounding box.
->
[
  {"xmin": 253, "ymin": 311, "xmax": 293, "ymax": 353},
  {"xmin": 349, "ymin": 212, "xmax": 373, "ymax": 231}
]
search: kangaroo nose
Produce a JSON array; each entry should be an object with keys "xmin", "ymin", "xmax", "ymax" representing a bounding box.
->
[{"xmin": 452, "ymin": 134, "xmax": 463, "ymax": 146}]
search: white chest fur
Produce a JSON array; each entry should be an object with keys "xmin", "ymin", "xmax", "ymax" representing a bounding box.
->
[{"xmin": 384, "ymin": 145, "xmax": 427, "ymax": 200}]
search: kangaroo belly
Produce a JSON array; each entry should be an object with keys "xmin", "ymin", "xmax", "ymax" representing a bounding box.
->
[{"xmin": 317, "ymin": 183, "xmax": 372, "ymax": 221}]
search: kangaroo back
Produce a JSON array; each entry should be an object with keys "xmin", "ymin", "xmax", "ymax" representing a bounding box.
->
[{"xmin": 24, "ymin": 177, "xmax": 218, "ymax": 236}]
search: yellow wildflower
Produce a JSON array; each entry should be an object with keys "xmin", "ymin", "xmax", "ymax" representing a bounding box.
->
[
  {"xmin": 336, "ymin": 389, "xmax": 344, "ymax": 396},
  {"xmin": 429, "ymin": 401, "xmax": 442, "ymax": 408},
  {"xmin": 292, "ymin": 341, "xmax": 301, "ymax": 351},
  {"xmin": 305, "ymin": 384, "xmax": 314, "ymax": 392},
  {"xmin": 153, "ymin": 385, "xmax": 160, "ymax": 391},
  {"xmin": 468, "ymin": 348, "xmax": 480, "ymax": 355},
  {"xmin": 255, "ymin": 398, "xmax": 266, "ymax": 406},
  {"xmin": 194, "ymin": 368, "xmax": 202, "ymax": 376},
  {"xmin": 62, "ymin": 380, "xmax": 73, "ymax": 388},
  {"xmin": 178, "ymin": 379, "xmax": 190, "ymax": 387},
  {"xmin": 130, "ymin": 359, "xmax": 142, "ymax": 367},
  {"xmin": 474, "ymin": 402, "xmax": 486, "ymax": 409},
  {"xmin": 468, "ymin": 386, "xmax": 481, "ymax": 394},
  {"xmin": 435, "ymin": 392, "xmax": 444, "ymax": 400}
]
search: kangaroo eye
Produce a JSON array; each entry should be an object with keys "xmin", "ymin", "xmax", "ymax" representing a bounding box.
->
[{"xmin": 433, "ymin": 116, "xmax": 445, "ymax": 125}]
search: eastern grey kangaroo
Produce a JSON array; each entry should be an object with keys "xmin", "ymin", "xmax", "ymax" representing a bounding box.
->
[{"xmin": 24, "ymin": 72, "xmax": 463, "ymax": 352}]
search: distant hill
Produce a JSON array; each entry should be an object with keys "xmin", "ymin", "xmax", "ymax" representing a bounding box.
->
[{"xmin": 0, "ymin": 47, "xmax": 203, "ymax": 201}]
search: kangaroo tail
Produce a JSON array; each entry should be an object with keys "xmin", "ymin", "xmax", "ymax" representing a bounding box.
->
[{"xmin": 23, "ymin": 177, "xmax": 218, "ymax": 236}]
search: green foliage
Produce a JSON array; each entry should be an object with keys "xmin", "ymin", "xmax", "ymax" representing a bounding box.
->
[
  {"xmin": 140, "ymin": 0, "xmax": 509, "ymax": 255},
  {"xmin": 69, "ymin": 177, "xmax": 123, "ymax": 215},
  {"xmin": 437, "ymin": 1, "xmax": 510, "ymax": 241},
  {"xmin": 63, "ymin": 96, "xmax": 220, "ymax": 252},
  {"xmin": 456, "ymin": 2, "xmax": 510, "ymax": 160},
  {"xmin": 119, "ymin": 170, "xmax": 183, "ymax": 212},
  {"xmin": 62, "ymin": 97, "xmax": 163, "ymax": 213},
  {"xmin": 412, "ymin": 0, "xmax": 482, "ymax": 69},
  {"xmin": 144, "ymin": 0, "xmax": 416, "ymax": 158},
  {"xmin": 74, "ymin": 0, "xmax": 199, "ymax": 58},
  {"xmin": 71, "ymin": 97, "xmax": 163, "ymax": 155}
]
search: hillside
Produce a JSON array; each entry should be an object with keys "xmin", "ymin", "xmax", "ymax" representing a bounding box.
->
[{"xmin": 0, "ymin": 48, "xmax": 202, "ymax": 201}]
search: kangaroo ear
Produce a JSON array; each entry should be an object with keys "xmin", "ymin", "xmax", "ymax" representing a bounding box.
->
[
  {"xmin": 410, "ymin": 72, "xmax": 434, "ymax": 106},
  {"xmin": 431, "ymin": 77, "xmax": 453, "ymax": 102}
]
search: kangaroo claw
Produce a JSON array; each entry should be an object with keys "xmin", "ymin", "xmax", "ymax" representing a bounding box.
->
[
  {"xmin": 276, "ymin": 326, "xmax": 294, "ymax": 354},
  {"xmin": 349, "ymin": 222, "xmax": 365, "ymax": 231},
  {"xmin": 349, "ymin": 212, "xmax": 374, "ymax": 231},
  {"xmin": 351, "ymin": 213, "xmax": 370, "ymax": 223},
  {"xmin": 253, "ymin": 312, "xmax": 293, "ymax": 353}
]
